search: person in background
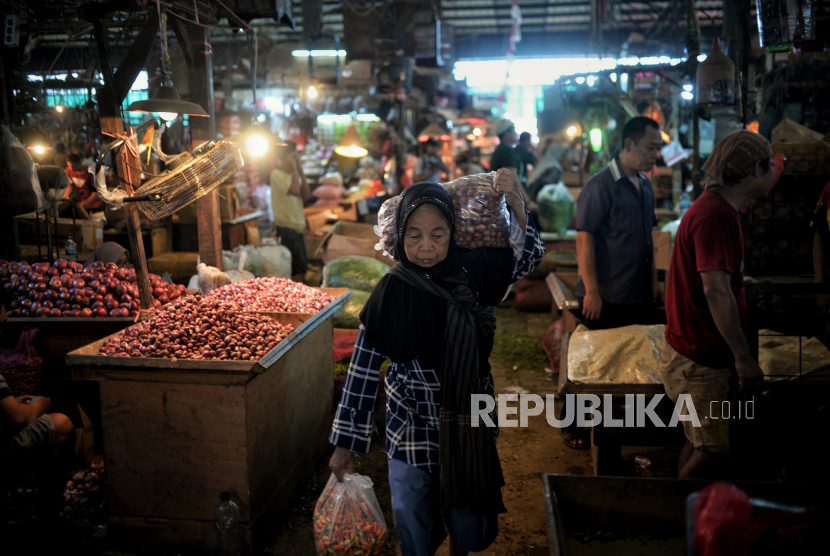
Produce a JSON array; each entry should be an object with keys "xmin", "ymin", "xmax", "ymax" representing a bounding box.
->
[
  {"xmin": 489, "ymin": 121, "xmax": 521, "ymax": 176},
  {"xmin": 329, "ymin": 171, "xmax": 544, "ymax": 556},
  {"xmin": 84, "ymin": 242, "xmax": 132, "ymax": 268},
  {"xmin": 414, "ymin": 138, "xmax": 449, "ymax": 183},
  {"xmin": 62, "ymin": 153, "xmax": 102, "ymax": 218},
  {"xmin": 52, "ymin": 142, "xmax": 68, "ymax": 171},
  {"xmin": 564, "ymin": 116, "xmax": 662, "ymax": 449},
  {"xmin": 660, "ymin": 130, "xmax": 774, "ymax": 479},
  {"xmin": 454, "ymin": 151, "xmax": 485, "ymax": 177},
  {"xmin": 0, "ymin": 287, "xmax": 75, "ymax": 534},
  {"xmin": 271, "ymin": 143, "xmax": 310, "ymax": 283},
  {"xmin": 514, "ymin": 131, "xmax": 538, "ymax": 189}
]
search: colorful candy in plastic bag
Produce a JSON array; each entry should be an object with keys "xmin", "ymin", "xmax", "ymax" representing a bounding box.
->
[{"xmin": 313, "ymin": 473, "xmax": 387, "ymax": 556}]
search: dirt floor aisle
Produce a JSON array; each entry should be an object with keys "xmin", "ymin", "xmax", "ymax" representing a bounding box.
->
[{"xmin": 270, "ymin": 305, "xmax": 594, "ymax": 555}]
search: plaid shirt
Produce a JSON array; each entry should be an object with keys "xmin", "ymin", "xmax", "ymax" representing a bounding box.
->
[{"xmin": 329, "ymin": 207, "xmax": 544, "ymax": 472}]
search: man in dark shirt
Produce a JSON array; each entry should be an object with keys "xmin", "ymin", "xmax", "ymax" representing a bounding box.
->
[
  {"xmin": 514, "ymin": 131, "xmax": 538, "ymax": 188},
  {"xmin": 660, "ymin": 130, "xmax": 773, "ymax": 479},
  {"xmin": 490, "ymin": 121, "xmax": 535, "ymax": 211},
  {"xmin": 575, "ymin": 116, "xmax": 662, "ymax": 329}
]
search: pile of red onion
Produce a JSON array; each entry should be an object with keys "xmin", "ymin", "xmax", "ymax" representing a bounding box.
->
[
  {"xmin": 374, "ymin": 173, "xmax": 510, "ymax": 259},
  {"xmin": 449, "ymin": 174, "xmax": 510, "ymax": 249},
  {"xmin": 61, "ymin": 462, "xmax": 106, "ymax": 521},
  {"xmin": 0, "ymin": 259, "xmax": 186, "ymax": 318},
  {"xmin": 98, "ymin": 295, "xmax": 294, "ymax": 361},
  {"xmin": 206, "ymin": 277, "xmax": 335, "ymax": 314}
]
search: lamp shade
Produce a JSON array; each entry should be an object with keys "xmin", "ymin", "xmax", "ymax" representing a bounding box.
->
[
  {"xmin": 126, "ymin": 86, "xmax": 209, "ymax": 117},
  {"xmin": 334, "ymin": 125, "xmax": 368, "ymax": 158},
  {"xmin": 418, "ymin": 122, "xmax": 451, "ymax": 142}
]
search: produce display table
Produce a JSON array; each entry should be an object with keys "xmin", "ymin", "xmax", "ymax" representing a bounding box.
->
[
  {"xmin": 65, "ymin": 289, "xmax": 351, "ymax": 554},
  {"xmin": 542, "ymin": 474, "xmax": 828, "ymax": 556},
  {"xmin": 558, "ymin": 331, "xmax": 685, "ymax": 476}
]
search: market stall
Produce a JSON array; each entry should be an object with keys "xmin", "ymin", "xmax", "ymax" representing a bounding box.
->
[{"xmin": 65, "ymin": 287, "xmax": 351, "ymax": 553}]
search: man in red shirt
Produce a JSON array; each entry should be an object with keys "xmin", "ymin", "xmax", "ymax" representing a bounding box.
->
[
  {"xmin": 660, "ymin": 130, "xmax": 774, "ymax": 479},
  {"xmin": 61, "ymin": 153, "xmax": 102, "ymax": 217}
]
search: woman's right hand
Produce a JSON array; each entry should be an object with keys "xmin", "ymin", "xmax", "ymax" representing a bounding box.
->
[{"xmin": 329, "ymin": 447, "xmax": 356, "ymax": 482}]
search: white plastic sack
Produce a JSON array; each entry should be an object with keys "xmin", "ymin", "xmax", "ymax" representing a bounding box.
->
[{"xmin": 0, "ymin": 126, "xmax": 48, "ymax": 216}]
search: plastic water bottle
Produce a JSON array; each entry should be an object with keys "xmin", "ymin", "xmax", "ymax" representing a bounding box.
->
[
  {"xmin": 64, "ymin": 237, "xmax": 78, "ymax": 262},
  {"xmin": 215, "ymin": 491, "xmax": 240, "ymax": 556}
]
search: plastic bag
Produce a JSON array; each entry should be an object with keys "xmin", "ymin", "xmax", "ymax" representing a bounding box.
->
[
  {"xmin": 313, "ymin": 184, "xmax": 346, "ymax": 200},
  {"xmin": 313, "ymin": 473, "xmax": 387, "ymax": 555},
  {"xmin": 446, "ymin": 172, "xmax": 510, "ymax": 249},
  {"xmin": 257, "ymin": 241, "xmax": 292, "ymax": 278},
  {"xmin": 223, "ymin": 247, "xmax": 264, "ymax": 278},
  {"xmin": 0, "ymin": 126, "xmax": 48, "ymax": 216},
  {"xmin": 333, "ymin": 290, "xmax": 371, "ymax": 329},
  {"xmin": 537, "ymin": 182, "xmax": 575, "ymax": 234},
  {"xmin": 373, "ymin": 173, "xmax": 510, "ymax": 260},
  {"xmin": 661, "ymin": 219, "xmax": 682, "ymax": 241},
  {"xmin": 323, "ymin": 256, "xmax": 390, "ymax": 293},
  {"xmin": 0, "ymin": 328, "xmax": 43, "ymax": 395},
  {"xmin": 196, "ymin": 263, "xmax": 232, "ymax": 295}
]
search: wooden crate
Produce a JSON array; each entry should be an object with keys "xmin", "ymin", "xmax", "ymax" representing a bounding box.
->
[{"xmin": 65, "ymin": 291, "xmax": 352, "ymax": 554}]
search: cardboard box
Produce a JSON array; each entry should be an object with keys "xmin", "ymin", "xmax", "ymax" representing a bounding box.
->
[
  {"xmin": 652, "ymin": 231, "xmax": 672, "ymax": 271},
  {"xmin": 74, "ymin": 405, "xmax": 96, "ymax": 463},
  {"xmin": 16, "ymin": 214, "xmax": 105, "ymax": 253},
  {"xmin": 304, "ymin": 206, "xmax": 356, "ymax": 232},
  {"xmin": 147, "ymin": 252, "xmax": 200, "ymax": 283},
  {"xmin": 322, "ymin": 221, "xmax": 388, "ymax": 265}
]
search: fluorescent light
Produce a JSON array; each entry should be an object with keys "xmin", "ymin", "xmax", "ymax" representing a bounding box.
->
[
  {"xmin": 697, "ymin": 54, "xmax": 707, "ymax": 62},
  {"xmin": 356, "ymin": 114, "xmax": 380, "ymax": 122},
  {"xmin": 473, "ymin": 127, "xmax": 481, "ymax": 136},
  {"xmin": 566, "ymin": 126, "xmax": 578, "ymax": 137},
  {"xmin": 681, "ymin": 91, "xmax": 694, "ymax": 100},
  {"xmin": 610, "ymin": 73, "xmax": 617, "ymax": 82},
  {"xmin": 575, "ymin": 77, "xmax": 585, "ymax": 84},
  {"xmin": 157, "ymin": 112, "xmax": 178, "ymax": 121},
  {"xmin": 317, "ymin": 114, "xmax": 352, "ymax": 124},
  {"xmin": 292, "ymin": 49, "xmax": 347, "ymax": 57},
  {"xmin": 257, "ymin": 113, "xmax": 267, "ymax": 123},
  {"xmin": 587, "ymin": 75, "xmax": 596, "ymax": 86},
  {"xmin": 683, "ymin": 84, "xmax": 693, "ymax": 92},
  {"xmin": 264, "ymin": 96, "xmax": 283, "ymax": 113}
]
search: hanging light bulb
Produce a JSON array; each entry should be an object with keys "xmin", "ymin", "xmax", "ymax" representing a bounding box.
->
[
  {"xmin": 335, "ymin": 125, "xmax": 368, "ymax": 158},
  {"xmin": 307, "ymin": 85, "xmax": 318, "ymax": 99},
  {"xmin": 473, "ymin": 127, "xmax": 481, "ymax": 136},
  {"xmin": 55, "ymin": 105, "xmax": 65, "ymax": 113},
  {"xmin": 566, "ymin": 125, "xmax": 578, "ymax": 137},
  {"xmin": 157, "ymin": 112, "xmax": 179, "ymax": 122},
  {"xmin": 33, "ymin": 145, "xmax": 45, "ymax": 154},
  {"xmin": 246, "ymin": 133, "xmax": 270, "ymax": 158}
]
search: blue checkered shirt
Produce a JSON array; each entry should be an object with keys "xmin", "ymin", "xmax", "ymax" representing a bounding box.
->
[{"xmin": 329, "ymin": 207, "xmax": 544, "ymax": 472}]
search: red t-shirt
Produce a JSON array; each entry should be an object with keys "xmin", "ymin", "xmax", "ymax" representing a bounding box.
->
[
  {"xmin": 665, "ymin": 190, "xmax": 746, "ymax": 367},
  {"xmin": 66, "ymin": 166, "xmax": 103, "ymax": 210}
]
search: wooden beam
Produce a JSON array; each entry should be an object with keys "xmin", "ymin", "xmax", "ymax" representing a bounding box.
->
[
  {"xmin": 169, "ymin": 16, "xmax": 194, "ymax": 69},
  {"xmin": 185, "ymin": 21, "xmax": 222, "ymax": 269},
  {"xmin": 91, "ymin": 19, "xmax": 154, "ymax": 311},
  {"xmin": 113, "ymin": 10, "xmax": 159, "ymax": 103}
]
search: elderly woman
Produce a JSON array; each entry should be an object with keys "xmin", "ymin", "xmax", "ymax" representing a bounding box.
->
[{"xmin": 328, "ymin": 170, "xmax": 544, "ymax": 556}]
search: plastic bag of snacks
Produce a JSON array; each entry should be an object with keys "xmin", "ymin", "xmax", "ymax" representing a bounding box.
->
[
  {"xmin": 374, "ymin": 172, "xmax": 510, "ymax": 260},
  {"xmin": 313, "ymin": 473, "xmax": 387, "ymax": 555}
]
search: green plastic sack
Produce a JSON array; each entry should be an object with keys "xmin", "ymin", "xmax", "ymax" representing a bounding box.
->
[
  {"xmin": 661, "ymin": 219, "xmax": 681, "ymax": 241},
  {"xmin": 323, "ymin": 256, "xmax": 390, "ymax": 293},
  {"xmin": 537, "ymin": 182, "xmax": 575, "ymax": 234},
  {"xmin": 333, "ymin": 290, "xmax": 371, "ymax": 329}
]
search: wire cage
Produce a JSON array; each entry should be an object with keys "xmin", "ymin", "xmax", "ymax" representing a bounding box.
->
[{"xmin": 132, "ymin": 140, "xmax": 244, "ymax": 220}]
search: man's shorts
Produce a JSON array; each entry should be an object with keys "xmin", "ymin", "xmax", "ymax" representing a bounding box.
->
[
  {"xmin": 275, "ymin": 226, "xmax": 308, "ymax": 278},
  {"xmin": 9, "ymin": 414, "xmax": 55, "ymax": 455},
  {"xmin": 659, "ymin": 342, "xmax": 733, "ymax": 453},
  {"xmin": 388, "ymin": 459, "xmax": 498, "ymax": 556}
]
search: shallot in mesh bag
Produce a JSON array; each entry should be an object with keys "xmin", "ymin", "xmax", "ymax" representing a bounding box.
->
[
  {"xmin": 313, "ymin": 473, "xmax": 387, "ymax": 556},
  {"xmin": 446, "ymin": 172, "xmax": 510, "ymax": 249},
  {"xmin": 374, "ymin": 172, "xmax": 511, "ymax": 260}
]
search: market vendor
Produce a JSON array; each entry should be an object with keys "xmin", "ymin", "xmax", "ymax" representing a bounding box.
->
[
  {"xmin": 270, "ymin": 143, "xmax": 310, "ymax": 283},
  {"xmin": 660, "ymin": 130, "xmax": 773, "ymax": 479},
  {"xmin": 564, "ymin": 116, "xmax": 662, "ymax": 449},
  {"xmin": 61, "ymin": 152, "xmax": 103, "ymax": 218},
  {"xmin": 84, "ymin": 242, "xmax": 132, "ymax": 268},
  {"xmin": 328, "ymin": 171, "xmax": 544, "ymax": 556},
  {"xmin": 514, "ymin": 131, "xmax": 538, "ymax": 188},
  {"xmin": 0, "ymin": 287, "xmax": 75, "ymax": 521}
]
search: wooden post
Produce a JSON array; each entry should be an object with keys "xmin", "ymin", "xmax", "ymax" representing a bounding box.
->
[
  {"xmin": 686, "ymin": 0, "xmax": 702, "ymax": 196},
  {"xmin": 186, "ymin": 22, "xmax": 222, "ymax": 269},
  {"xmin": 91, "ymin": 20, "xmax": 154, "ymax": 310}
]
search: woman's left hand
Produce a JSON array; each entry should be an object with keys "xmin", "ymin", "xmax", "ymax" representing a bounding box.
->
[{"xmin": 494, "ymin": 168, "xmax": 524, "ymax": 210}]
